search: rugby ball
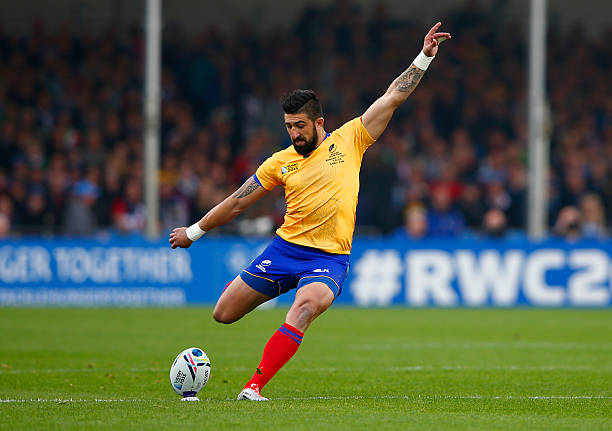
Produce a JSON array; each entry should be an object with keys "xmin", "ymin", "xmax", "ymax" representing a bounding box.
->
[{"xmin": 169, "ymin": 347, "xmax": 211, "ymax": 400}]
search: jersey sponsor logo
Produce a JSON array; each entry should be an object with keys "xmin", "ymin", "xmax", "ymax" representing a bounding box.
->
[
  {"xmin": 281, "ymin": 162, "xmax": 299, "ymax": 175},
  {"xmin": 313, "ymin": 268, "xmax": 330, "ymax": 273},
  {"xmin": 329, "ymin": 143, "xmax": 336, "ymax": 152}
]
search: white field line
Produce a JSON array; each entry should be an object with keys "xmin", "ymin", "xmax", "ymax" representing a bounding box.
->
[
  {"xmin": 279, "ymin": 395, "xmax": 612, "ymax": 401},
  {"xmin": 231, "ymin": 365, "xmax": 612, "ymax": 372},
  {"xmin": 277, "ymin": 395, "xmax": 612, "ymax": 401},
  {"xmin": 1, "ymin": 364, "xmax": 611, "ymax": 374},
  {"xmin": 349, "ymin": 342, "xmax": 612, "ymax": 350},
  {"xmin": 1, "ymin": 395, "xmax": 612, "ymax": 403},
  {"xmin": 0, "ymin": 398, "xmax": 147, "ymax": 403},
  {"xmin": 1, "ymin": 365, "xmax": 611, "ymax": 375}
]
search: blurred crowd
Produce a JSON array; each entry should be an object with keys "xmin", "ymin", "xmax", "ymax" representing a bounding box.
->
[{"xmin": 0, "ymin": 0, "xmax": 610, "ymax": 240}]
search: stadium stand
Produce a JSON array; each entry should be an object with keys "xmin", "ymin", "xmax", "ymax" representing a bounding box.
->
[{"xmin": 0, "ymin": 1, "xmax": 610, "ymax": 238}]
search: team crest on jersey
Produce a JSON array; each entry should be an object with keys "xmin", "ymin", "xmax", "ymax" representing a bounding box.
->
[{"xmin": 281, "ymin": 162, "xmax": 300, "ymax": 175}]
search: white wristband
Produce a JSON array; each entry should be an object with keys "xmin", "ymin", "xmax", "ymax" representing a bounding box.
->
[
  {"xmin": 186, "ymin": 223, "xmax": 206, "ymax": 241},
  {"xmin": 412, "ymin": 50, "xmax": 435, "ymax": 71}
]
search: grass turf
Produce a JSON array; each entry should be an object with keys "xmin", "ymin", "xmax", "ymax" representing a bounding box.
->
[{"xmin": 1, "ymin": 308, "xmax": 611, "ymax": 430}]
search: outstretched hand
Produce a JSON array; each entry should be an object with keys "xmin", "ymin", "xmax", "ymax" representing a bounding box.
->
[
  {"xmin": 169, "ymin": 227, "xmax": 193, "ymax": 249},
  {"xmin": 423, "ymin": 22, "xmax": 451, "ymax": 57}
]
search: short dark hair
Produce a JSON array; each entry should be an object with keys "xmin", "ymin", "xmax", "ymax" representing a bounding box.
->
[{"xmin": 281, "ymin": 89, "xmax": 323, "ymax": 121}]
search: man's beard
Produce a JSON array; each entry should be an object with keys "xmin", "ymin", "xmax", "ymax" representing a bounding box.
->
[{"xmin": 293, "ymin": 126, "xmax": 319, "ymax": 156}]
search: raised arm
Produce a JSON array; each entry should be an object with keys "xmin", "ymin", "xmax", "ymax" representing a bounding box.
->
[
  {"xmin": 361, "ymin": 22, "xmax": 451, "ymax": 140},
  {"xmin": 169, "ymin": 175, "xmax": 269, "ymax": 248}
]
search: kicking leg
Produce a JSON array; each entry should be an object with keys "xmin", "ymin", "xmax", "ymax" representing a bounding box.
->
[
  {"xmin": 238, "ymin": 282, "xmax": 334, "ymax": 400},
  {"xmin": 213, "ymin": 275, "xmax": 272, "ymax": 324}
]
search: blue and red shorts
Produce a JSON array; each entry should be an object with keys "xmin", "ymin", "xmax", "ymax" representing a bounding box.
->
[{"xmin": 240, "ymin": 236, "xmax": 350, "ymax": 298}]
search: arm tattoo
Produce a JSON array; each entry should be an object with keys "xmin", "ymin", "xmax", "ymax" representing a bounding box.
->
[
  {"xmin": 395, "ymin": 65, "xmax": 425, "ymax": 93},
  {"xmin": 235, "ymin": 176, "xmax": 261, "ymax": 199}
]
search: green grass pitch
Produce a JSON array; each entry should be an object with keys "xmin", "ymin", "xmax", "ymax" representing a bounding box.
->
[{"xmin": 1, "ymin": 308, "xmax": 611, "ymax": 430}]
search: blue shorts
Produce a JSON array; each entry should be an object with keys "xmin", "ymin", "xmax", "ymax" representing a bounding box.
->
[{"xmin": 240, "ymin": 236, "xmax": 350, "ymax": 298}]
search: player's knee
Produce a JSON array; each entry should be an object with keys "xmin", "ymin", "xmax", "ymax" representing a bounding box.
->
[
  {"xmin": 212, "ymin": 306, "xmax": 237, "ymax": 324},
  {"xmin": 294, "ymin": 284, "xmax": 334, "ymax": 318},
  {"xmin": 293, "ymin": 298, "xmax": 322, "ymax": 321}
]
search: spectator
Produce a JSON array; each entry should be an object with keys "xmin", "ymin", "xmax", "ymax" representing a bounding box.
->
[
  {"xmin": 0, "ymin": 194, "xmax": 14, "ymax": 225},
  {"xmin": 579, "ymin": 193, "xmax": 607, "ymax": 239},
  {"xmin": 0, "ymin": 213, "xmax": 9, "ymax": 237},
  {"xmin": 20, "ymin": 185, "xmax": 48, "ymax": 232},
  {"xmin": 160, "ymin": 180, "xmax": 189, "ymax": 233},
  {"xmin": 427, "ymin": 184, "xmax": 465, "ymax": 237},
  {"xmin": 553, "ymin": 206, "xmax": 582, "ymax": 241},
  {"xmin": 458, "ymin": 182, "xmax": 485, "ymax": 228},
  {"xmin": 482, "ymin": 208, "xmax": 507, "ymax": 238},
  {"xmin": 82, "ymin": 130, "xmax": 107, "ymax": 168},
  {"xmin": 394, "ymin": 204, "xmax": 429, "ymax": 240},
  {"xmin": 63, "ymin": 180, "xmax": 100, "ymax": 236},
  {"xmin": 506, "ymin": 162, "xmax": 527, "ymax": 228},
  {"xmin": 558, "ymin": 169, "xmax": 588, "ymax": 209},
  {"xmin": 112, "ymin": 177, "xmax": 146, "ymax": 234}
]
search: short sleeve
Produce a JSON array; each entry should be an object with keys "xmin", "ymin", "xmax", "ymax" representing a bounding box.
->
[
  {"xmin": 255, "ymin": 155, "xmax": 281, "ymax": 190},
  {"xmin": 335, "ymin": 117, "xmax": 376, "ymax": 155}
]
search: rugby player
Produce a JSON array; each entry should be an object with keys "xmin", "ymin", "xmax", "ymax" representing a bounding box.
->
[{"xmin": 169, "ymin": 22, "xmax": 451, "ymax": 401}]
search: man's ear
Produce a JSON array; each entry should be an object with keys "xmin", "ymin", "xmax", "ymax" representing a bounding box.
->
[{"xmin": 316, "ymin": 117, "xmax": 325, "ymax": 128}]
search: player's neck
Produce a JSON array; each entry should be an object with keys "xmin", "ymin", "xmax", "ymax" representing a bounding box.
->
[
  {"xmin": 317, "ymin": 129, "xmax": 328, "ymax": 145},
  {"xmin": 315, "ymin": 129, "xmax": 331, "ymax": 148}
]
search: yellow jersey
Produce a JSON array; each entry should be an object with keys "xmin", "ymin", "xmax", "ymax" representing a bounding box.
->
[{"xmin": 255, "ymin": 117, "xmax": 375, "ymax": 254}]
